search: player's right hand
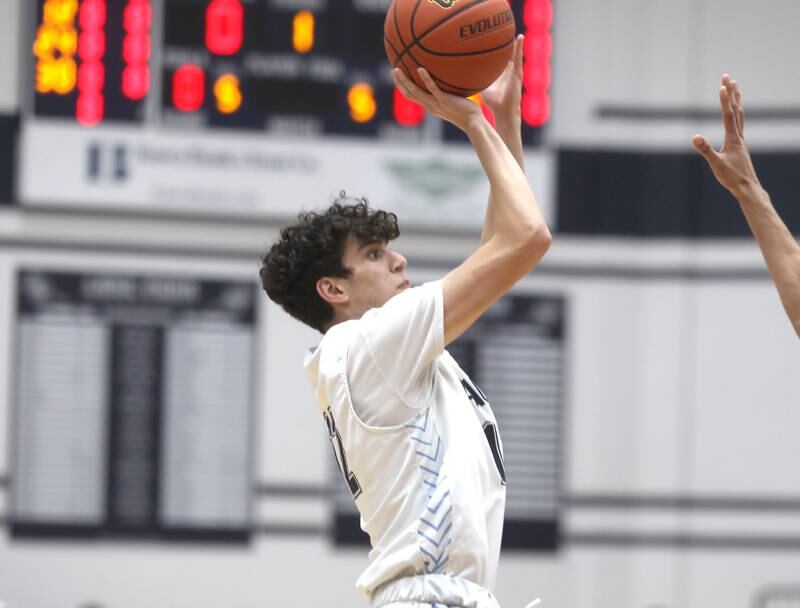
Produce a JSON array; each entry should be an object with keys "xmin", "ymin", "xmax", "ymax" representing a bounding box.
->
[{"xmin": 392, "ymin": 67, "xmax": 484, "ymax": 133}]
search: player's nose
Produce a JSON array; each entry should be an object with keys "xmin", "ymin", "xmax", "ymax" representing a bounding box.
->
[{"xmin": 391, "ymin": 250, "xmax": 407, "ymax": 272}]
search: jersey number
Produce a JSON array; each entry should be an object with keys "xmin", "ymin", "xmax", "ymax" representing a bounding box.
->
[
  {"xmin": 460, "ymin": 378, "xmax": 487, "ymax": 407},
  {"xmin": 323, "ymin": 407, "xmax": 362, "ymax": 500},
  {"xmin": 483, "ymin": 422, "xmax": 507, "ymax": 484},
  {"xmin": 461, "ymin": 378, "xmax": 506, "ymax": 484}
]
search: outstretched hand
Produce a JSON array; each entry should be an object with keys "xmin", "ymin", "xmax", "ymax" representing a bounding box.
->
[
  {"xmin": 391, "ymin": 67, "xmax": 483, "ymax": 133},
  {"xmin": 693, "ymin": 75, "xmax": 762, "ymax": 199},
  {"xmin": 480, "ymin": 34, "xmax": 524, "ymax": 118}
]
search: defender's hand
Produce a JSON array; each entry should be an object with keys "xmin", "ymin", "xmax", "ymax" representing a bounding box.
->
[
  {"xmin": 392, "ymin": 67, "xmax": 483, "ymax": 133},
  {"xmin": 693, "ymin": 75, "xmax": 762, "ymax": 199}
]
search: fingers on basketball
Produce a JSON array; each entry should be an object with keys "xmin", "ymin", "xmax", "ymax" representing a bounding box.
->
[{"xmin": 383, "ymin": 0, "xmax": 517, "ymax": 97}]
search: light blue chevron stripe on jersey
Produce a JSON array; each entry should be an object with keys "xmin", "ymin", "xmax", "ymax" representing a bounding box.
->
[
  {"xmin": 406, "ymin": 410, "xmax": 430, "ymax": 432},
  {"xmin": 405, "ymin": 409, "xmax": 452, "ymax": 576}
]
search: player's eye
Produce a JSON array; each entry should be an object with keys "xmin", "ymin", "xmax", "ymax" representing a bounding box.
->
[{"xmin": 368, "ymin": 248, "xmax": 382, "ymax": 260}]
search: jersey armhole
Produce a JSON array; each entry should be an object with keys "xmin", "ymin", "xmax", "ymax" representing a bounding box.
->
[{"xmin": 340, "ymin": 340, "xmax": 436, "ymax": 432}]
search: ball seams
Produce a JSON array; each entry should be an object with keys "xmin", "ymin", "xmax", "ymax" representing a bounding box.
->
[
  {"xmin": 414, "ymin": 36, "xmax": 514, "ymax": 58},
  {"xmin": 386, "ymin": 0, "xmax": 514, "ymax": 95}
]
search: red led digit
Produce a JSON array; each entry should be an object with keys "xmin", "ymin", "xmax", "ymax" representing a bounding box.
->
[
  {"xmin": 76, "ymin": 0, "xmax": 106, "ymax": 125},
  {"xmin": 521, "ymin": 0, "xmax": 552, "ymax": 127},
  {"xmin": 124, "ymin": 0, "xmax": 152, "ymax": 33},
  {"xmin": 78, "ymin": 30, "xmax": 105, "ymax": 62},
  {"xmin": 122, "ymin": 65, "xmax": 149, "ymax": 100},
  {"xmin": 393, "ymin": 87, "xmax": 425, "ymax": 127},
  {"xmin": 522, "ymin": 92, "xmax": 549, "ymax": 127},
  {"xmin": 122, "ymin": 1, "xmax": 151, "ymax": 101},
  {"xmin": 523, "ymin": 0, "xmax": 552, "ymax": 30},
  {"xmin": 79, "ymin": 0, "xmax": 106, "ymax": 30},
  {"xmin": 77, "ymin": 93, "xmax": 104, "ymax": 125},
  {"xmin": 523, "ymin": 62, "xmax": 550, "ymax": 95},
  {"xmin": 77, "ymin": 62, "xmax": 104, "ymax": 93},
  {"xmin": 206, "ymin": 0, "xmax": 244, "ymax": 56},
  {"xmin": 480, "ymin": 101, "xmax": 496, "ymax": 128},
  {"xmin": 123, "ymin": 34, "xmax": 150, "ymax": 64},
  {"xmin": 173, "ymin": 64, "xmax": 205, "ymax": 112}
]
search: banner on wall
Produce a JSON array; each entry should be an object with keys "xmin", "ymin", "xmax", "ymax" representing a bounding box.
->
[
  {"xmin": 18, "ymin": 122, "xmax": 553, "ymax": 230},
  {"xmin": 10, "ymin": 269, "xmax": 257, "ymax": 541}
]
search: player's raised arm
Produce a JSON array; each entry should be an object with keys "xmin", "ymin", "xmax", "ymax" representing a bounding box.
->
[
  {"xmin": 478, "ymin": 34, "xmax": 526, "ymax": 246},
  {"xmin": 693, "ymin": 75, "xmax": 800, "ymax": 337},
  {"xmin": 392, "ymin": 66, "xmax": 551, "ymax": 346}
]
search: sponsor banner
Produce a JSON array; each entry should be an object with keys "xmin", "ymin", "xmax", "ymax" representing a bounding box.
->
[{"xmin": 19, "ymin": 120, "xmax": 553, "ymax": 229}]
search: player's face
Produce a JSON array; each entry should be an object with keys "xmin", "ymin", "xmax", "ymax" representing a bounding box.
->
[{"xmin": 340, "ymin": 235, "xmax": 409, "ymax": 316}]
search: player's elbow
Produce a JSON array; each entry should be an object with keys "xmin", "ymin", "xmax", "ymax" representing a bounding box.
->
[{"xmin": 518, "ymin": 223, "xmax": 552, "ymax": 267}]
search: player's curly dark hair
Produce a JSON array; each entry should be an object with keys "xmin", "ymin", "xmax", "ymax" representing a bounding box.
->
[{"xmin": 259, "ymin": 193, "xmax": 400, "ymax": 332}]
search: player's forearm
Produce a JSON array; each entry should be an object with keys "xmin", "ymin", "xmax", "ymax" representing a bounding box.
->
[
  {"xmin": 466, "ymin": 116, "xmax": 547, "ymax": 252},
  {"xmin": 480, "ymin": 113, "xmax": 526, "ymax": 246},
  {"xmin": 495, "ymin": 113, "xmax": 524, "ymax": 169},
  {"xmin": 737, "ymin": 186, "xmax": 800, "ymax": 336}
]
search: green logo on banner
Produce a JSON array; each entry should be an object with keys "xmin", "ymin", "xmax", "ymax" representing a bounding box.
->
[{"xmin": 384, "ymin": 158, "xmax": 483, "ymax": 201}]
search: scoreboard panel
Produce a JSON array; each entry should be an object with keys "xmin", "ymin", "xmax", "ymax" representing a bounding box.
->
[
  {"xmin": 29, "ymin": 0, "xmax": 552, "ymax": 143},
  {"xmin": 33, "ymin": 0, "xmax": 152, "ymax": 123},
  {"xmin": 161, "ymin": 0, "xmax": 391, "ymax": 135},
  {"xmin": 21, "ymin": 0, "xmax": 556, "ymax": 224}
]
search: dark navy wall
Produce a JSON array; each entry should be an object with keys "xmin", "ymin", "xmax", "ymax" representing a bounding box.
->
[
  {"xmin": 557, "ymin": 149, "xmax": 800, "ymax": 237},
  {"xmin": 0, "ymin": 113, "xmax": 18, "ymax": 205}
]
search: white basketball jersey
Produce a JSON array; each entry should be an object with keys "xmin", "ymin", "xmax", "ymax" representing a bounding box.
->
[{"xmin": 304, "ymin": 280, "xmax": 507, "ymax": 599}]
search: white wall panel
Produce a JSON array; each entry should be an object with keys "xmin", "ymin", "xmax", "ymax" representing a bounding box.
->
[
  {"xmin": 0, "ymin": 0, "xmax": 20, "ymax": 112},
  {"xmin": 551, "ymin": 0, "xmax": 800, "ymax": 148},
  {"xmin": 689, "ymin": 282, "xmax": 800, "ymax": 495}
]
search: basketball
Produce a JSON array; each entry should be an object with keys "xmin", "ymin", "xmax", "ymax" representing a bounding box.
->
[{"xmin": 384, "ymin": 0, "xmax": 517, "ymax": 97}]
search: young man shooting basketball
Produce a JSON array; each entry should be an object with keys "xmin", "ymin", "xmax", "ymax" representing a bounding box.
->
[
  {"xmin": 261, "ymin": 36, "xmax": 551, "ymax": 607},
  {"xmin": 693, "ymin": 75, "xmax": 800, "ymax": 337}
]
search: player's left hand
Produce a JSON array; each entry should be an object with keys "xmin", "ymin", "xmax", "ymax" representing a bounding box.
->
[
  {"xmin": 480, "ymin": 34, "xmax": 524, "ymax": 118},
  {"xmin": 693, "ymin": 75, "xmax": 763, "ymax": 200}
]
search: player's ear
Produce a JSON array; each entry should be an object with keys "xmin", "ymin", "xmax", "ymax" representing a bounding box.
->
[{"xmin": 316, "ymin": 277, "xmax": 348, "ymax": 306}]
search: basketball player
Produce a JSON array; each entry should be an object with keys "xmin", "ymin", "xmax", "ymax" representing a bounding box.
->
[
  {"xmin": 260, "ymin": 36, "xmax": 551, "ymax": 607},
  {"xmin": 693, "ymin": 75, "xmax": 800, "ymax": 336}
]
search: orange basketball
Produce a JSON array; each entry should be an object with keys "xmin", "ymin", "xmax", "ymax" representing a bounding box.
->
[{"xmin": 384, "ymin": 0, "xmax": 516, "ymax": 97}]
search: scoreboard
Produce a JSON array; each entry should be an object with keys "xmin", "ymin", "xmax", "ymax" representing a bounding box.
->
[
  {"xmin": 21, "ymin": 0, "xmax": 555, "ymax": 225},
  {"xmin": 30, "ymin": 0, "xmax": 552, "ymax": 142}
]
